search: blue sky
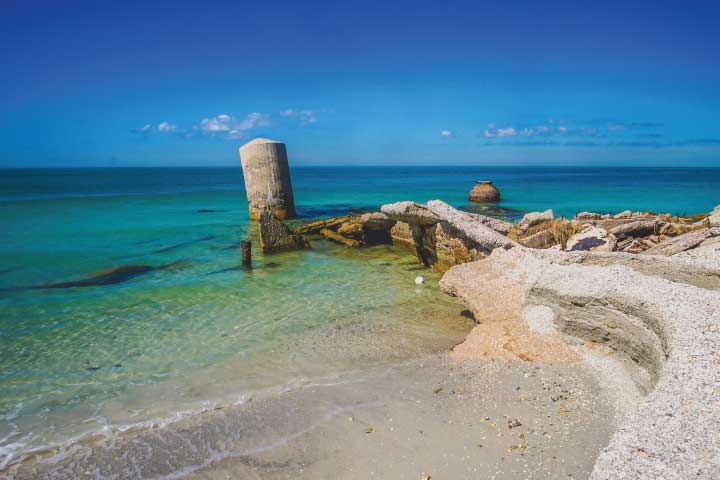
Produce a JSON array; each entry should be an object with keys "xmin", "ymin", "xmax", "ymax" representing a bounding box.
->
[{"xmin": 1, "ymin": 0, "xmax": 719, "ymax": 167}]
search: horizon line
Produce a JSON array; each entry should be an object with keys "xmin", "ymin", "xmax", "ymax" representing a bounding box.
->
[{"xmin": 2, "ymin": 164, "xmax": 720, "ymax": 170}]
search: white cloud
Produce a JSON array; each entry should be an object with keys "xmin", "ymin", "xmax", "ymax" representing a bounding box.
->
[
  {"xmin": 280, "ymin": 108, "xmax": 318, "ymax": 126},
  {"xmin": 197, "ymin": 112, "xmax": 270, "ymax": 139},
  {"xmin": 558, "ymin": 126, "xmax": 568, "ymax": 134},
  {"xmin": 157, "ymin": 121, "xmax": 177, "ymax": 132},
  {"xmin": 139, "ymin": 124, "xmax": 153, "ymax": 133},
  {"xmin": 238, "ymin": 112, "xmax": 270, "ymax": 130},
  {"xmin": 485, "ymin": 126, "xmax": 517, "ymax": 138},
  {"xmin": 440, "ymin": 130, "xmax": 452, "ymax": 138},
  {"xmin": 199, "ymin": 114, "xmax": 232, "ymax": 133}
]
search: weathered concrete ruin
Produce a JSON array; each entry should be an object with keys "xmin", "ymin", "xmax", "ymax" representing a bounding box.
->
[
  {"xmin": 239, "ymin": 138, "xmax": 297, "ymax": 220},
  {"xmin": 468, "ymin": 180, "xmax": 500, "ymax": 203}
]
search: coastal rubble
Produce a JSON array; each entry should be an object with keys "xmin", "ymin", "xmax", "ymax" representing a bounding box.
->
[
  {"xmin": 439, "ymin": 246, "xmax": 720, "ymax": 480},
  {"xmin": 295, "ymin": 202, "xmax": 718, "ymax": 266},
  {"xmin": 295, "ymin": 212, "xmax": 396, "ymax": 247}
]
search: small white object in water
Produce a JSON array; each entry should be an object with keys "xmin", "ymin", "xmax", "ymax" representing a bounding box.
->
[{"xmin": 415, "ymin": 276, "xmax": 425, "ymax": 285}]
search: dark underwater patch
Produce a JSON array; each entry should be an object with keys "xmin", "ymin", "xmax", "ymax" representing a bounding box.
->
[
  {"xmin": 153, "ymin": 235, "xmax": 216, "ymax": 253},
  {"xmin": 8, "ymin": 260, "xmax": 192, "ymax": 291},
  {"xmin": 31, "ymin": 265, "xmax": 155, "ymax": 289},
  {"xmin": 206, "ymin": 265, "xmax": 243, "ymax": 275},
  {"xmin": 295, "ymin": 203, "xmax": 377, "ymax": 219}
]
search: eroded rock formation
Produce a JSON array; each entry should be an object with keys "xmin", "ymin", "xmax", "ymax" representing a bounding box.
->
[{"xmin": 439, "ymin": 247, "xmax": 720, "ymax": 480}]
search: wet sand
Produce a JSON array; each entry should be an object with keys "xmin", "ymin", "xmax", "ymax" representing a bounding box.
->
[{"xmin": 8, "ymin": 349, "xmax": 640, "ymax": 480}]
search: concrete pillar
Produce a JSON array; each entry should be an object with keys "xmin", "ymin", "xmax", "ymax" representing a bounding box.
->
[{"xmin": 239, "ymin": 138, "xmax": 297, "ymax": 219}]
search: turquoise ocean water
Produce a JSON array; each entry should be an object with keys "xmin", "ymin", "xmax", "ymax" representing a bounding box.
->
[{"xmin": 1, "ymin": 166, "xmax": 719, "ymax": 470}]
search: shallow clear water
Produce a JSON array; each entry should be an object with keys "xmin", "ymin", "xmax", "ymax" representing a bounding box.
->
[{"xmin": 1, "ymin": 166, "xmax": 719, "ymax": 469}]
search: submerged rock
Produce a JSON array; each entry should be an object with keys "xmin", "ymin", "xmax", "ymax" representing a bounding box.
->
[
  {"xmin": 32, "ymin": 265, "xmax": 155, "ymax": 289},
  {"xmin": 320, "ymin": 228, "xmax": 361, "ymax": 247},
  {"xmin": 23, "ymin": 260, "xmax": 191, "ymax": 290},
  {"xmin": 335, "ymin": 212, "xmax": 395, "ymax": 245},
  {"xmin": 295, "ymin": 216, "xmax": 354, "ymax": 235},
  {"xmin": 390, "ymin": 221, "xmax": 419, "ymax": 253},
  {"xmin": 258, "ymin": 209, "xmax": 310, "ymax": 254},
  {"xmin": 296, "ymin": 212, "xmax": 396, "ymax": 247}
]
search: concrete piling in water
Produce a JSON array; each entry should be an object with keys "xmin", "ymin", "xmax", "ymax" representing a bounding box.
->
[
  {"xmin": 241, "ymin": 240, "xmax": 252, "ymax": 269},
  {"xmin": 239, "ymin": 138, "xmax": 297, "ymax": 220}
]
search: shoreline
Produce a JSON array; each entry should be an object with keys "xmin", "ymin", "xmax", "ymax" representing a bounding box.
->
[
  {"xmin": 6, "ymin": 349, "xmax": 637, "ymax": 480},
  {"xmin": 2, "ymin": 198, "xmax": 719, "ymax": 479}
]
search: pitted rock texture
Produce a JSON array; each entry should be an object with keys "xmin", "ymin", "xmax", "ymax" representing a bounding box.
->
[
  {"xmin": 258, "ymin": 209, "xmax": 310, "ymax": 253},
  {"xmin": 709, "ymin": 204, "xmax": 720, "ymax": 227},
  {"xmin": 440, "ymin": 247, "xmax": 720, "ymax": 480},
  {"xmin": 380, "ymin": 201, "xmax": 443, "ymax": 226}
]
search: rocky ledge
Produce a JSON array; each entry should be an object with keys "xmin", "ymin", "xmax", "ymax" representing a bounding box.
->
[{"xmin": 439, "ymin": 246, "xmax": 720, "ymax": 479}]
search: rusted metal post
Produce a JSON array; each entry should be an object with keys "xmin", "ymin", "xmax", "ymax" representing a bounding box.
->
[{"xmin": 241, "ymin": 240, "xmax": 252, "ymax": 269}]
